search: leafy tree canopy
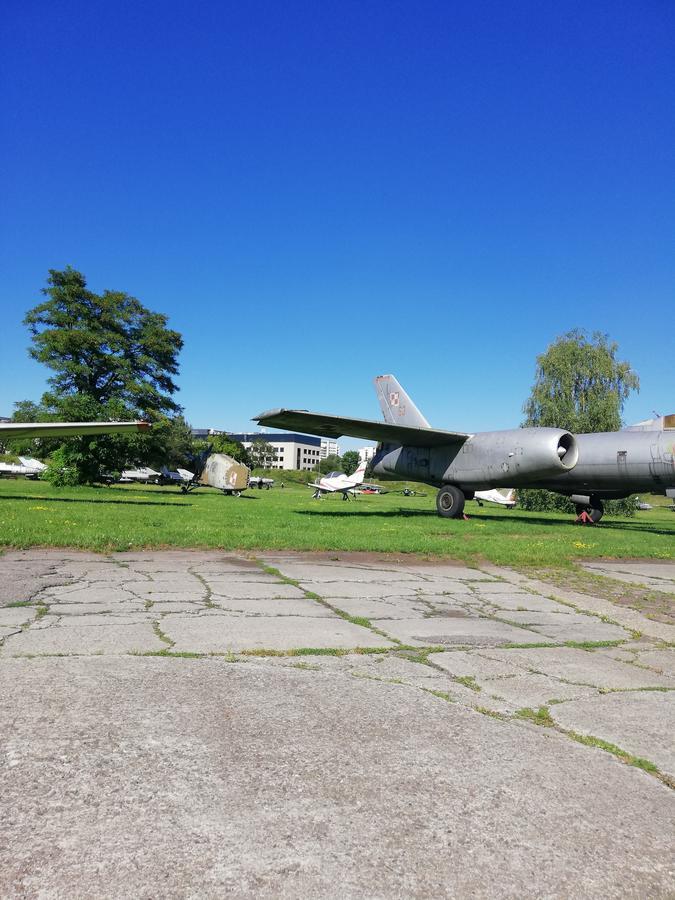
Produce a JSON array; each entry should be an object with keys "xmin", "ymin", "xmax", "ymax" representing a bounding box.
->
[
  {"xmin": 11, "ymin": 267, "xmax": 186, "ymax": 483},
  {"xmin": 248, "ymin": 437, "xmax": 275, "ymax": 470},
  {"xmin": 523, "ymin": 329, "xmax": 639, "ymax": 433},
  {"xmin": 208, "ymin": 434, "xmax": 250, "ymax": 466},
  {"xmin": 24, "ymin": 266, "xmax": 183, "ymax": 416},
  {"xmin": 319, "ymin": 453, "xmax": 342, "ymax": 475},
  {"xmin": 341, "ymin": 450, "xmax": 360, "ymax": 476}
]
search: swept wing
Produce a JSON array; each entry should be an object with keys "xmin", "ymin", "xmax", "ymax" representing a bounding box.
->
[
  {"xmin": 254, "ymin": 409, "xmax": 469, "ymax": 448},
  {"xmin": 0, "ymin": 421, "xmax": 150, "ymax": 439}
]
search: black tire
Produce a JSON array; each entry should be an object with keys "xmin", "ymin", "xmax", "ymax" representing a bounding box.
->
[{"xmin": 436, "ymin": 485, "xmax": 465, "ymax": 519}]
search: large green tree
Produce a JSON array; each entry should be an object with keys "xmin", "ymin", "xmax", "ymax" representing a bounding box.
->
[
  {"xmin": 340, "ymin": 450, "xmax": 360, "ymax": 476},
  {"xmin": 14, "ymin": 267, "xmax": 184, "ymax": 483},
  {"xmin": 24, "ymin": 267, "xmax": 182, "ymax": 415},
  {"xmin": 520, "ymin": 330, "xmax": 640, "ymax": 515},
  {"xmin": 523, "ymin": 329, "xmax": 639, "ymax": 433}
]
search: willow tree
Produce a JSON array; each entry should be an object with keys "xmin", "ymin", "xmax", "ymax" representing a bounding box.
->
[
  {"xmin": 523, "ymin": 329, "xmax": 639, "ymax": 433},
  {"xmin": 520, "ymin": 330, "xmax": 640, "ymax": 514}
]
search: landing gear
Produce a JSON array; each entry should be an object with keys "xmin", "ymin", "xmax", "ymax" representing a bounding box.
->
[
  {"xmin": 436, "ymin": 485, "xmax": 465, "ymax": 519},
  {"xmin": 575, "ymin": 500, "xmax": 604, "ymax": 523}
]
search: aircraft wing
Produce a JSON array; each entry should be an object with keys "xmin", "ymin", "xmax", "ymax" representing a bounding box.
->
[
  {"xmin": 0, "ymin": 421, "xmax": 151, "ymax": 439},
  {"xmin": 254, "ymin": 410, "xmax": 470, "ymax": 448}
]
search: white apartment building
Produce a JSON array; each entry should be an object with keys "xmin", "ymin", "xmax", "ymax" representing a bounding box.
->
[
  {"xmin": 358, "ymin": 446, "xmax": 377, "ymax": 464},
  {"xmin": 227, "ymin": 432, "xmax": 322, "ymax": 471},
  {"xmin": 320, "ymin": 438, "xmax": 340, "ymax": 459}
]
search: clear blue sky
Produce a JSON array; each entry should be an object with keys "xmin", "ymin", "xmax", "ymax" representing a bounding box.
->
[{"xmin": 1, "ymin": 0, "xmax": 673, "ymax": 451}]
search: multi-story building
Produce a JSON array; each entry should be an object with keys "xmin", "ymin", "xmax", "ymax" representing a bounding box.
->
[
  {"xmin": 227, "ymin": 432, "xmax": 322, "ymax": 471},
  {"xmin": 358, "ymin": 446, "xmax": 377, "ymax": 464},
  {"xmin": 320, "ymin": 438, "xmax": 340, "ymax": 459}
]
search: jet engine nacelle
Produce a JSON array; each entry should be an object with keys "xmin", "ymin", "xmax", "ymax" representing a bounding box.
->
[
  {"xmin": 445, "ymin": 428, "xmax": 578, "ymax": 488},
  {"xmin": 372, "ymin": 428, "xmax": 578, "ymax": 488}
]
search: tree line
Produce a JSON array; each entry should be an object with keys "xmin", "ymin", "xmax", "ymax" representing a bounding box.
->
[{"xmin": 4, "ymin": 269, "xmax": 641, "ymax": 506}]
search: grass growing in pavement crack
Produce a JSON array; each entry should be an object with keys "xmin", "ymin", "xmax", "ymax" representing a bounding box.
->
[
  {"xmin": 566, "ymin": 731, "xmax": 659, "ymax": 774},
  {"xmin": 454, "ymin": 675, "xmax": 481, "ymax": 692},
  {"xmin": 189, "ymin": 568, "xmax": 216, "ymax": 608},
  {"xmin": 422, "ymin": 688, "xmax": 454, "ymax": 702},
  {"xmin": 255, "ymin": 559, "xmax": 400, "ymax": 644},
  {"xmin": 152, "ymin": 621, "xmax": 174, "ymax": 647},
  {"xmin": 7, "ymin": 600, "xmax": 33, "ymax": 608},
  {"xmin": 515, "ymin": 706, "xmax": 555, "ymax": 727},
  {"xmin": 475, "ymin": 706, "xmax": 507, "ymax": 720}
]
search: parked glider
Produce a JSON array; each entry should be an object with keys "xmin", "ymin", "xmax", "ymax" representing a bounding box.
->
[
  {"xmin": 255, "ymin": 374, "xmax": 675, "ymax": 522},
  {"xmin": 309, "ymin": 460, "xmax": 368, "ymax": 500}
]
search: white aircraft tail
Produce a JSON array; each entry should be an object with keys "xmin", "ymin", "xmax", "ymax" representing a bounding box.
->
[
  {"xmin": 374, "ymin": 374, "xmax": 430, "ymax": 428},
  {"xmin": 350, "ymin": 459, "xmax": 368, "ymax": 484}
]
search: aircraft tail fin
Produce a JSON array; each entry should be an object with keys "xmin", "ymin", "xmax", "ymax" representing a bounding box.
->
[
  {"xmin": 374, "ymin": 375, "xmax": 430, "ymax": 428},
  {"xmin": 505, "ymin": 489, "xmax": 515, "ymax": 503},
  {"xmin": 350, "ymin": 459, "xmax": 368, "ymax": 484}
]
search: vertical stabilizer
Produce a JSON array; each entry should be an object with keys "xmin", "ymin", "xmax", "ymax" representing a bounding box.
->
[
  {"xmin": 374, "ymin": 375, "xmax": 430, "ymax": 428},
  {"xmin": 350, "ymin": 459, "xmax": 368, "ymax": 485}
]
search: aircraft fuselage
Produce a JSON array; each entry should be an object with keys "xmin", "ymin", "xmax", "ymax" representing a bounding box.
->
[{"xmin": 372, "ymin": 428, "xmax": 675, "ymax": 499}]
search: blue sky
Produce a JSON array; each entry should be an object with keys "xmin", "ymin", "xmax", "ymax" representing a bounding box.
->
[{"xmin": 1, "ymin": 0, "xmax": 673, "ymax": 451}]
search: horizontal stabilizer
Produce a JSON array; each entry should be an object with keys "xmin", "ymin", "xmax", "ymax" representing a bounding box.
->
[{"xmin": 254, "ymin": 409, "xmax": 470, "ymax": 448}]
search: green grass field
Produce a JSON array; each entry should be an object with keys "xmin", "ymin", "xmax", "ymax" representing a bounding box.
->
[{"xmin": 0, "ymin": 477, "xmax": 672, "ymax": 566}]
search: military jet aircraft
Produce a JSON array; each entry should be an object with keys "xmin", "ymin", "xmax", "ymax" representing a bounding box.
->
[
  {"xmin": 255, "ymin": 377, "xmax": 577, "ymax": 519},
  {"xmin": 308, "ymin": 460, "xmax": 368, "ymax": 500},
  {"xmin": 255, "ymin": 375, "xmax": 675, "ymax": 522},
  {"xmin": 0, "ymin": 456, "xmax": 47, "ymax": 479}
]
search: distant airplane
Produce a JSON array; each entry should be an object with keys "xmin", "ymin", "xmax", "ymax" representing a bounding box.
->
[
  {"xmin": 474, "ymin": 488, "xmax": 516, "ymax": 508},
  {"xmin": 255, "ymin": 374, "xmax": 675, "ymax": 522},
  {"xmin": 0, "ymin": 421, "xmax": 150, "ymax": 440},
  {"xmin": 120, "ymin": 466, "xmax": 161, "ymax": 484},
  {"xmin": 0, "ymin": 456, "xmax": 47, "ymax": 479},
  {"xmin": 309, "ymin": 460, "xmax": 368, "ymax": 500}
]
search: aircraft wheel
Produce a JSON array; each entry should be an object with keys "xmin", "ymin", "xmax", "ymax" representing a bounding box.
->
[
  {"xmin": 575, "ymin": 501, "xmax": 604, "ymax": 523},
  {"xmin": 436, "ymin": 485, "xmax": 465, "ymax": 519}
]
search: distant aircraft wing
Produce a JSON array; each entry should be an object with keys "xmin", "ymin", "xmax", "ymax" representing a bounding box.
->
[
  {"xmin": 254, "ymin": 409, "xmax": 470, "ymax": 448},
  {"xmin": 0, "ymin": 421, "xmax": 151, "ymax": 439}
]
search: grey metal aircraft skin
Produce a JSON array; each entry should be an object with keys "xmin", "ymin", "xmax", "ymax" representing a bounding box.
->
[
  {"xmin": 256, "ymin": 375, "xmax": 578, "ymax": 519},
  {"xmin": 255, "ymin": 375, "xmax": 675, "ymax": 522}
]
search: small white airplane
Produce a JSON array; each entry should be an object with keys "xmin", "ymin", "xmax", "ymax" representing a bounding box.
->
[
  {"xmin": 120, "ymin": 466, "xmax": 162, "ymax": 484},
  {"xmin": 0, "ymin": 456, "xmax": 48, "ymax": 479},
  {"xmin": 309, "ymin": 460, "xmax": 368, "ymax": 500},
  {"xmin": 473, "ymin": 488, "xmax": 516, "ymax": 508}
]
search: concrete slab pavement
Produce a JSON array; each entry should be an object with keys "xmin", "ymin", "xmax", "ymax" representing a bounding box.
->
[{"xmin": 0, "ymin": 549, "xmax": 674, "ymax": 898}]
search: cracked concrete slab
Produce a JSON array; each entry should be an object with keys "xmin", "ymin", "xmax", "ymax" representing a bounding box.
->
[
  {"xmin": 210, "ymin": 596, "xmax": 337, "ymax": 617},
  {"xmin": 432, "ymin": 650, "xmax": 526, "ymax": 679},
  {"xmin": 484, "ymin": 673, "xmax": 598, "ymax": 707},
  {"xmin": 526, "ymin": 621, "xmax": 629, "ymax": 642},
  {"xmin": 162, "ymin": 612, "xmax": 395, "ymax": 653},
  {"xmin": 636, "ymin": 649, "xmax": 675, "ymax": 677},
  {"xmin": 372, "ymin": 617, "xmax": 532, "ymax": 647},
  {"xmin": 207, "ymin": 582, "xmax": 307, "ymax": 599},
  {"xmin": 0, "ymin": 607, "xmax": 37, "ymax": 627},
  {"xmin": 1, "ymin": 622, "xmax": 164, "ymax": 656},
  {"xmin": 550, "ymin": 690, "xmax": 675, "ymax": 777},
  {"xmin": 582, "ymin": 562, "xmax": 675, "ymax": 593},
  {"xmin": 482, "ymin": 647, "xmax": 675, "ymax": 689},
  {"xmin": 1, "ymin": 549, "xmax": 674, "ymax": 897},
  {"xmin": 1, "ymin": 656, "xmax": 673, "ymax": 899}
]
